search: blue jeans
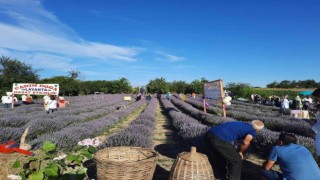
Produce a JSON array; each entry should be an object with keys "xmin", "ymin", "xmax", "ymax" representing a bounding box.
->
[
  {"xmin": 3, "ymin": 103, "xmax": 11, "ymax": 108},
  {"xmin": 261, "ymin": 169, "xmax": 283, "ymax": 180}
]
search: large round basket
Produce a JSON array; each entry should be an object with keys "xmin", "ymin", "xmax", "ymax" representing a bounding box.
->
[
  {"xmin": 95, "ymin": 146, "xmax": 158, "ymax": 180},
  {"xmin": 170, "ymin": 147, "xmax": 214, "ymax": 180}
]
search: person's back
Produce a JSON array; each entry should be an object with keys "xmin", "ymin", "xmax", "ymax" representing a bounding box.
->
[
  {"xmin": 271, "ymin": 144, "xmax": 320, "ymax": 180},
  {"xmin": 282, "ymin": 98, "xmax": 289, "ymax": 109},
  {"xmin": 48, "ymin": 99, "xmax": 57, "ymax": 109},
  {"xmin": 166, "ymin": 92, "xmax": 171, "ymax": 100},
  {"xmin": 43, "ymin": 95, "xmax": 50, "ymax": 103},
  {"xmin": 208, "ymin": 121, "xmax": 257, "ymax": 142},
  {"xmin": 21, "ymin": 95, "xmax": 27, "ymax": 102},
  {"xmin": 263, "ymin": 133, "xmax": 320, "ymax": 180}
]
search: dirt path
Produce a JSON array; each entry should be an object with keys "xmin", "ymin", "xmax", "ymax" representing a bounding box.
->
[
  {"xmin": 150, "ymin": 100, "xmax": 281, "ymax": 180},
  {"xmin": 152, "ymin": 101, "xmax": 189, "ymax": 180},
  {"xmin": 95, "ymin": 104, "xmax": 146, "ymax": 143}
]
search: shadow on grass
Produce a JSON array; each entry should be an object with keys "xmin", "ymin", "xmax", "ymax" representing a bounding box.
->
[
  {"xmin": 154, "ymin": 143, "xmax": 188, "ymax": 159},
  {"xmin": 152, "ymin": 165, "xmax": 171, "ymax": 180},
  {"xmin": 241, "ymin": 160, "xmax": 267, "ymax": 180}
]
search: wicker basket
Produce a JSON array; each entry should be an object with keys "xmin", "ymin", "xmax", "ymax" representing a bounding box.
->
[
  {"xmin": 170, "ymin": 147, "xmax": 214, "ymax": 180},
  {"xmin": 95, "ymin": 146, "xmax": 158, "ymax": 180}
]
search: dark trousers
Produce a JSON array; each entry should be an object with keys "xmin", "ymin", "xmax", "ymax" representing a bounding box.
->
[
  {"xmin": 3, "ymin": 103, "xmax": 11, "ymax": 108},
  {"xmin": 47, "ymin": 108, "xmax": 57, "ymax": 114},
  {"xmin": 261, "ymin": 169, "xmax": 283, "ymax": 180},
  {"xmin": 206, "ymin": 132, "xmax": 242, "ymax": 180}
]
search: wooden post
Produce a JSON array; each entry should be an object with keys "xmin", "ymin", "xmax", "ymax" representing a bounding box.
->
[
  {"xmin": 202, "ymin": 83, "xmax": 206, "ymax": 113},
  {"xmin": 219, "ymin": 79, "xmax": 226, "ymax": 118},
  {"xmin": 11, "ymin": 93, "xmax": 14, "ymax": 109},
  {"xmin": 203, "ymin": 98, "xmax": 206, "ymax": 113}
]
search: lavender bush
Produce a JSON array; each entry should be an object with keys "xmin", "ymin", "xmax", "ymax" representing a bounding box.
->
[
  {"xmin": 102, "ymin": 97, "xmax": 158, "ymax": 148},
  {"xmin": 160, "ymin": 95, "xmax": 209, "ymax": 152},
  {"xmin": 30, "ymin": 99, "xmax": 146, "ymax": 151},
  {"xmin": 181, "ymin": 94, "xmax": 314, "ymax": 138}
]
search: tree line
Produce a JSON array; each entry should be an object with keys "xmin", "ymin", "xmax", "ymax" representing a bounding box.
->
[
  {"xmin": 0, "ymin": 56, "xmax": 132, "ymax": 96},
  {"xmin": 1, "ymin": 56, "xmax": 319, "ymax": 98},
  {"xmin": 266, "ymin": 80, "xmax": 320, "ymax": 89}
]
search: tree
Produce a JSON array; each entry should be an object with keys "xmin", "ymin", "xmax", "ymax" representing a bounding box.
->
[
  {"xmin": 147, "ymin": 77, "xmax": 169, "ymax": 94},
  {"xmin": 0, "ymin": 56, "xmax": 40, "ymax": 94},
  {"xmin": 266, "ymin": 81, "xmax": 278, "ymax": 88},
  {"xmin": 40, "ymin": 76, "xmax": 80, "ymax": 96},
  {"xmin": 68, "ymin": 69, "xmax": 81, "ymax": 79},
  {"xmin": 225, "ymin": 82, "xmax": 253, "ymax": 98},
  {"xmin": 200, "ymin": 77, "xmax": 209, "ymax": 83},
  {"xmin": 170, "ymin": 80, "xmax": 188, "ymax": 93},
  {"xmin": 186, "ymin": 79, "xmax": 202, "ymax": 94}
]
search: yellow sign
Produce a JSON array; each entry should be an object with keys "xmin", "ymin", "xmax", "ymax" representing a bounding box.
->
[{"xmin": 124, "ymin": 96, "xmax": 132, "ymax": 101}]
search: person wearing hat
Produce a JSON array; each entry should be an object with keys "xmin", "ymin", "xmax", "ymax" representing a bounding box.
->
[
  {"xmin": 262, "ymin": 132, "xmax": 320, "ymax": 180},
  {"xmin": 206, "ymin": 120, "xmax": 265, "ymax": 180}
]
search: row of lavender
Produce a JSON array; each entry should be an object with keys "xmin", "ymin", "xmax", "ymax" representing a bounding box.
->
[
  {"xmin": 168, "ymin": 95, "xmax": 314, "ymax": 156},
  {"xmin": 231, "ymin": 99, "xmax": 280, "ymax": 111},
  {"xmin": 191, "ymin": 94, "xmax": 279, "ymax": 112},
  {"xmin": 29, "ymin": 98, "xmax": 146, "ymax": 150},
  {"xmin": 0, "ymin": 95, "xmax": 128, "ymax": 143},
  {"xmin": 0, "ymin": 94, "xmax": 125, "ymax": 128},
  {"xmin": 0, "ymin": 99, "xmax": 123, "ymax": 128},
  {"xmin": 160, "ymin": 95, "xmax": 209, "ymax": 151},
  {"xmin": 102, "ymin": 97, "xmax": 158, "ymax": 148},
  {"xmin": 189, "ymin": 94, "xmax": 284, "ymax": 117},
  {"xmin": 182, "ymin": 94, "xmax": 314, "ymax": 138}
]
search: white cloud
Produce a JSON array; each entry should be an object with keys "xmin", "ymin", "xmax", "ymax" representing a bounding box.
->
[
  {"xmin": 0, "ymin": 49, "xmax": 76, "ymax": 71},
  {"xmin": 0, "ymin": 0, "xmax": 140, "ymax": 63},
  {"xmin": 25, "ymin": 54, "xmax": 75, "ymax": 70},
  {"xmin": 0, "ymin": 0, "xmax": 188, "ymax": 83},
  {"xmin": 155, "ymin": 51, "xmax": 185, "ymax": 62}
]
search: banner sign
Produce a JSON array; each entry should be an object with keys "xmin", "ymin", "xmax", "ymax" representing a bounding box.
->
[
  {"xmin": 203, "ymin": 79, "xmax": 226, "ymax": 118},
  {"xmin": 203, "ymin": 80, "xmax": 223, "ymax": 100},
  {"xmin": 12, "ymin": 83, "xmax": 59, "ymax": 95}
]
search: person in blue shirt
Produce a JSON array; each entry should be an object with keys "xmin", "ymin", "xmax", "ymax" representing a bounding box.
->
[
  {"xmin": 262, "ymin": 132, "xmax": 320, "ymax": 180},
  {"xmin": 166, "ymin": 92, "xmax": 171, "ymax": 100},
  {"xmin": 206, "ymin": 120, "xmax": 265, "ymax": 180}
]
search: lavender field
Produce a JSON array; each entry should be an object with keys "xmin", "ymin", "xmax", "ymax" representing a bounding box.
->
[{"xmin": 0, "ymin": 94, "xmax": 317, "ymax": 179}]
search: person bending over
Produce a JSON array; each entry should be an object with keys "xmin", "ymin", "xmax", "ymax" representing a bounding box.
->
[
  {"xmin": 206, "ymin": 120, "xmax": 265, "ymax": 180},
  {"xmin": 262, "ymin": 132, "xmax": 320, "ymax": 180}
]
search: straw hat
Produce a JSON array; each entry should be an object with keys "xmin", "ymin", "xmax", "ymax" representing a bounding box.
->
[{"xmin": 251, "ymin": 120, "xmax": 264, "ymax": 130}]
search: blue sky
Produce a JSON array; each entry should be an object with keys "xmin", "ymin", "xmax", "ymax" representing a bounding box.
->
[{"xmin": 0, "ymin": 0, "xmax": 319, "ymax": 87}]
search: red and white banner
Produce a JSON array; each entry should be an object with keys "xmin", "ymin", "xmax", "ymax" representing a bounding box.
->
[{"xmin": 12, "ymin": 83, "xmax": 59, "ymax": 95}]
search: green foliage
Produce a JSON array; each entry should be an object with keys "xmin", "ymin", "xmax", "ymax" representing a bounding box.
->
[
  {"xmin": 225, "ymin": 82, "xmax": 253, "ymax": 98},
  {"xmin": 267, "ymin": 79, "xmax": 319, "ymax": 88},
  {"xmin": 0, "ymin": 56, "xmax": 40, "ymax": 95},
  {"xmin": 12, "ymin": 142, "xmax": 97, "ymax": 180},
  {"xmin": 170, "ymin": 80, "xmax": 188, "ymax": 93},
  {"xmin": 42, "ymin": 141, "xmax": 56, "ymax": 153},
  {"xmin": 68, "ymin": 70, "xmax": 81, "ymax": 79},
  {"xmin": 225, "ymin": 82, "xmax": 302, "ymax": 99},
  {"xmin": 251, "ymin": 88, "xmax": 299, "ymax": 99},
  {"xmin": 186, "ymin": 79, "xmax": 202, "ymax": 94},
  {"xmin": 147, "ymin": 77, "xmax": 170, "ymax": 94},
  {"xmin": 40, "ymin": 76, "xmax": 80, "ymax": 96}
]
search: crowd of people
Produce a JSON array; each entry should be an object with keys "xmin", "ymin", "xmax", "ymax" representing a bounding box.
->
[
  {"xmin": 205, "ymin": 88, "xmax": 320, "ymax": 179},
  {"xmin": 279, "ymin": 94, "xmax": 318, "ymax": 116},
  {"xmin": 1, "ymin": 93, "xmax": 66, "ymax": 114}
]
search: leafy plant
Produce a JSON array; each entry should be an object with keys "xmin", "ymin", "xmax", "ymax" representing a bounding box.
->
[{"xmin": 12, "ymin": 141, "xmax": 96, "ymax": 180}]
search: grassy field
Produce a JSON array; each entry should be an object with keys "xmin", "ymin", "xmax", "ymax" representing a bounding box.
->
[{"xmin": 255, "ymin": 88, "xmax": 316, "ymax": 92}]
